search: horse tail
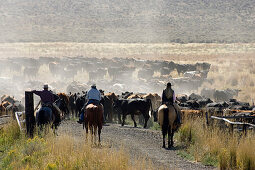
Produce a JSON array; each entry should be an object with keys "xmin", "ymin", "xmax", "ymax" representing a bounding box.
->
[
  {"xmin": 162, "ymin": 107, "xmax": 169, "ymax": 134},
  {"xmin": 93, "ymin": 106, "xmax": 97, "ymax": 125}
]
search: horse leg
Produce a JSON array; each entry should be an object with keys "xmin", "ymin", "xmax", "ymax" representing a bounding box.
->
[
  {"xmin": 168, "ymin": 126, "xmax": 171, "ymax": 149},
  {"xmin": 85, "ymin": 123, "xmax": 89, "ymax": 142},
  {"xmin": 170, "ymin": 128, "xmax": 174, "ymax": 147},
  {"xmin": 94, "ymin": 126, "xmax": 97, "ymax": 145},
  {"xmin": 98, "ymin": 127, "xmax": 101, "ymax": 145},
  {"xmin": 90, "ymin": 125, "xmax": 93, "ymax": 144},
  {"xmin": 162, "ymin": 129, "xmax": 166, "ymax": 148},
  {"xmin": 131, "ymin": 113, "xmax": 137, "ymax": 127}
]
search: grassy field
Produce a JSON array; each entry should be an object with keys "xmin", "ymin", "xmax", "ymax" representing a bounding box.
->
[
  {"xmin": 0, "ymin": 121, "xmax": 156, "ymax": 170},
  {"xmin": 176, "ymin": 115, "xmax": 255, "ymax": 169}
]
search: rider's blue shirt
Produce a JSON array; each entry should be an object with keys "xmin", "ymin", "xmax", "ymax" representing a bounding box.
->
[{"xmin": 87, "ymin": 88, "xmax": 101, "ymax": 101}]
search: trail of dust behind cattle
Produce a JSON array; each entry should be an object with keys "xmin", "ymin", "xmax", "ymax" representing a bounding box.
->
[{"xmin": 57, "ymin": 120, "xmax": 215, "ymax": 170}]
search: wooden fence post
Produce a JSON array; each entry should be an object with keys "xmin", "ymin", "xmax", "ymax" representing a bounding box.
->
[
  {"xmin": 25, "ymin": 91, "xmax": 35, "ymax": 137},
  {"xmin": 242, "ymin": 124, "xmax": 247, "ymax": 136},
  {"xmin": 205, "ymin": 112, "xmax": 209, "ymax": 126}
]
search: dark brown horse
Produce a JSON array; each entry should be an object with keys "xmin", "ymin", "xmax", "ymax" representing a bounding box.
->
[{"xmin": 84, "ymin": 103, "xmax": 104, "ymax": 144}]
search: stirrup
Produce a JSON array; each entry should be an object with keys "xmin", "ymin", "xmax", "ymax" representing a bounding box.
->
[{"xmin": 77, "ymin": 120, "xmax": 83, "ymax": 124}]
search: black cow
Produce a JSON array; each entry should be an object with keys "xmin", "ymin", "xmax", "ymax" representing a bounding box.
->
[
  {"xmin": 197, "ymin": 98, "xmax": 213, "ymax": 108},
  {"xmin": 69, "ymin": 93, "xmax": 77, "ymax": 117},
  {"xmin": 121, "ymin": 91, "xmax": 133, "ymax": 99},
  {"xmin": 114, "ymin": 99, "xmax": 152, "ymax": 128},
  {"xmin": 76, "ymin": 95, "xmax": 86, "ymax": 117}
]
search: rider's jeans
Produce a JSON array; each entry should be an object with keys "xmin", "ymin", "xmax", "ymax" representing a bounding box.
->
[{"xmin": 36, "ymin": 107, "xmax": 53, "ymax": 121}]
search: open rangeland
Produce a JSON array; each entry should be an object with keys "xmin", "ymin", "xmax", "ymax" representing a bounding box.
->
[
  {"xmin": 1, "ymin": 43, "xmax": 255, "ymax": 169},
  {"xmin": 0, "ymin": 42, "xmax": 255, "ymax": 102}
]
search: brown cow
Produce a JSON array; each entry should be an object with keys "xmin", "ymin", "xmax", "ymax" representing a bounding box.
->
[
  {"xmin": 0, "ymin": 103, "xmax": 6, "ymax": 116},
  {"xmin": 104, "ymin": 93, "xmax": 118, "ymax": 122},
  {"xmin": 127, "ymin": 94, "xmax": 143, "ymax": 99},
  {"xmin": 2, "ymin": 101, "xmax": 11, "ymax": 108},
  {"xmin": 142, "ymin": 93, "xmax": 161, "ymax": 112},
  {"xmin": 1, "ymin": 95, "xmax": 15, "ymax": 104},
  {"xmin": 1, "ymin": 101, "xmax": 12, "ymax": 115},
  {"xmin": 181, "ymin": 110, "xmax": 203, "ymax": 119}
]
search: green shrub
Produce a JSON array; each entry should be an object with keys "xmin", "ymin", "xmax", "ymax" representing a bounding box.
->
[{"xmin": 177, "ymin": 122, "xmax": 196, "ymax": 146}]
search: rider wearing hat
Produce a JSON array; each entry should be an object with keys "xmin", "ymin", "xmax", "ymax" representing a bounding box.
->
[
  {"xmin": 162, "ymin": 82, "xmax": 176, "ymax": 104},
  {"xmin": 86, "ymin": 84, "xmax": 101, "ymax": 105},
  {"xmin": 32, "ymin": 84, "xmax": 56, "ymax": 121},
  {"xmin": 77, "ymin": 83, "xmax": 101, "ymax": 124},
  {"xmin": 32, "ymin": 84, "xmax": 54, "ymax": 107},
  {"xmin": 162, "ymin": 82, "xmax": 182, "ymax": 124}
]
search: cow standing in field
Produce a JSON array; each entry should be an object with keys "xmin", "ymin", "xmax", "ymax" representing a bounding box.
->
[
  {"xmin": 114, "ymin": 99, "xmax": 152, "ymax": 128},
  {"xmin": 142, "ymin": 93, "xmax": 161, "ymax": 112},
  {"xmin": 57, "ymin": 93, "xmax": 70, "ymax": 119},
  {"xmin": 0, "ymin": 103, "xmax": 7, "ymax": 116},
  {"xmin": 103, "ymin": 92, "xmax": 118, "ymax": 122},
  {"xmin": 68, "ymin": 93, "xmax": 77, "ymax": 117}
]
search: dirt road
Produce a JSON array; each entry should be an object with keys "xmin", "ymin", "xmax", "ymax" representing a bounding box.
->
[{"xmin": 58, "ymin": 120, "xmax": 215, "ymax": 170}]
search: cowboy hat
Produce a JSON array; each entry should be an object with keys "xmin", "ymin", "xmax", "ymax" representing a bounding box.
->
[
  {"xmin": 43, "ymin": 84, "xmax": 49, "ymax": 89},
  {"xmin": 167, "ymin": 82, "xmax": 173, "ymax": 87}
]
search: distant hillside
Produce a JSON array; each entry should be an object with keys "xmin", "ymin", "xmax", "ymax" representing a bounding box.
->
[{"xmin": 0, "ymin": 0, "xmax": 254, "ymax": 43}]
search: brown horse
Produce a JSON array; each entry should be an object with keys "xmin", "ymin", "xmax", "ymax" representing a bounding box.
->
[
  {"xmin": 84, "ymin": 104, "xmax": 104, "ymax": 144},
  {"xmin": 157, "ymin": 104, "xmax": 181, "ymax": 148}
]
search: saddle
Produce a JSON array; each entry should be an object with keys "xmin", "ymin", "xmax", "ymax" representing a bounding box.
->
[
  {"xmin": 42, "ymin": 102, "xmax": 53, "ymax": 108},
  {"xmin": 163, "ymin": 101, "xmax": 174, "ymax": 107},
  {"xmin": 163, "ymin": 102, "xmax": 181, "ymax": 126},
  {"xmin": 86, "ymin": 103, "xmax": 103, "ymax": 110}
]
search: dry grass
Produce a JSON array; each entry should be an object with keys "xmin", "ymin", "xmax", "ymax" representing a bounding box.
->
[
  {"xmin": 0, "ymin": 43, "xmax": 255, "ymax": 60},
  {"xmin": 0, "ymin": 122, "xmax": 156, "ymax": 170},
  {"xmin": 202, "ymin": 57, "xmax": 255, "ymax": 103},
  {"xmin": 176, "ymin": 116, "xmax": 255, "ymax": 169}
]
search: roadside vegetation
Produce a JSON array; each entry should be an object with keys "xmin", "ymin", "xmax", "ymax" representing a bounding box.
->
[
  {"xmin": 0, "ymin": 121, "xmax": 156, "ymax": 170},
  {"xmin": 176, "ymin": 116, "xmax": 255, "ymax": 169}
]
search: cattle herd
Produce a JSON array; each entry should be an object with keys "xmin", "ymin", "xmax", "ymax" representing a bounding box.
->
[
  {"xmin": 0, "ymin": 56, "xmax": 254, "ymax": 126},
  {"xmin": 0, "ymin": 56, "xmax": 210, "ymax": 98}
]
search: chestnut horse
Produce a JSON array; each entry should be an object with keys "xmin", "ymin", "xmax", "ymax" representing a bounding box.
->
[
  {"xmin": 84, "ymin": 103, "xmax": 104, "ymax": 144},
  {"xmin": 157, "ymin": 104, "xmax": 181, "ymax": 148}
]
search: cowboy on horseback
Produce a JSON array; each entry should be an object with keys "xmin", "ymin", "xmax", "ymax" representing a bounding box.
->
[
  {"xmin": 77, "ymin": 84, "xmax": 101, "ymax": 124},
  {"xmin": 162, "ymin": 82, "xmax": 182, "ymax": 124},
  {"xmin": 32, "ymin": 84, "xmax": 60, "ymax": 124}
]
